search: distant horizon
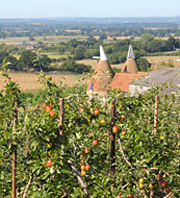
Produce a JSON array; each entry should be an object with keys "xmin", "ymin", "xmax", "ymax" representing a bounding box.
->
[{"xmin": 0, "ymin": 15, "xmax": 180, "ymax": 19}]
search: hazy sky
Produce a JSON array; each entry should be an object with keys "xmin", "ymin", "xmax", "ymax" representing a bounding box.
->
[{"xmin": 0, "ymin": 0, "xmax": 180, "ymax": 18}]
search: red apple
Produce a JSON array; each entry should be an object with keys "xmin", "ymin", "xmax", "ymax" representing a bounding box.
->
[
  {"xmin": 79, "ymin": 108, "xmax": 84, "ymax": 112},
  {"xmin": 46, "ymin": 158, "xmax": 52, "ymax": 167},
  {"xmin": 149, "ymin": 183, "xmax": 154, "ymax": 189},
  {"xmin": 85, "ymin": 164, "xmax": 90, "ymax": 171},
  {"xmin": 158, "ymin": 181, "xmax": 162, "ymax": 186},
  {"xmin": 85, "ymin": 116, "xmax": 91, "ymax": 123},
  {"xmin": 116, "ymin": 195, "xmax": 121, "ymax": 198},
  {"xmin": 45, "ymin": 105, "xmax": 52, "ymax": 112},
  {"xmin": 42, "ymin": 102, "xmax": 46, "ymax": 108},
  {"xmin": 84, "ymin": 147, "xmax": 89, "ymax": 154},
  {"xmin": 120, "ymin": 114, "xmax": 126, "ymax": 120},
  {"xmin": 80, "ymin": 159, "xmax": 85, "ymax": 165},
  {"xmin": 122, "ymin": 129, "xmax": 127, "ymax": 136},
  {"xmin": 161, "ymin": 181, "xmax": 167, "ymax": 188},
  {"xmin": 94, "ymin": 109, "xmax": 100, "ymax": 115},
  {"xmin": 49, "ymin": 110, "xmax": 55, "ymax": 117},
  {"xmin": 89, "ymin": 133, "xmax": 93, "ymax": 137},
  {"xmin": 92, "ymin": 140, "xmax": 98, "ymax": 146},
  {"xmin": 112, "ymin": 126, "xmax": 119, "ymax": 133},
  {"xmin": 127, "ymin": 194, "xmax": 133, "ymax": 198},
  {"xmin": 101, "ymin": 118, "xmax": 106, "ymax": 124},
  {"xmin": 81, "ymin": 170, "xmax": 86, "ymax": 176},
  {"xmin": 157, "ymin": 174, "xmax": 162, "ymax": 179},
  {"xmin": 81, "ymin": 165, "xmax": 86, "ymax": 171}
]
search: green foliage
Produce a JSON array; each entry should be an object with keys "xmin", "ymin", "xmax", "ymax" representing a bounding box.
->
[
  {"xmin": 29, "ymin": 36, "xmax": 35, "ymax": 41},
  {"xmin": 137, "ymin": 58, "xmax": 151, "ymax": 71},
  {"xmin": 17, "ymin": 50, "xmax": 51, "ymax": 71},
  {"xmin": 74, "ymin": 46, "xmax": 85, "ymax": 60},
  {"xmin": 141, "ymin": 33, "xmax": 154, "ymax": 43},
  {"xmin": 0, "ymin": 51, "xmax": 9, "ymax": 63},
  {"xmin": 0, "ymin": 51, "xmax": 18, "ymax": 71},
  {"xmin": 60, "ymin": 59, "xmax": 91, "ymax": 74},
  {"xmin": 17, "ymin": 50, "xmax": 37, "ymax": 71},
  {"xmin": 0, "ymin": 72, "xmax": 180, "ymax": 197}
]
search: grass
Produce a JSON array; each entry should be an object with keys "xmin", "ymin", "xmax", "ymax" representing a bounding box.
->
[
  {"xmin": 11, "ymin": 52, "xmax": 69, "ymax": 60},
  {"xmin": 0, "ymin": 72, "xmax": 89, "ymax": 93},
  {"xmin": 41, "ymin": 52, "xmax": 70, "ymax": 59}
]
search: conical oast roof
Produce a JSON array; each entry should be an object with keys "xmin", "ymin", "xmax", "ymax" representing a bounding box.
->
[
  {"xmin": 121, "ymin": 44, "xmax": 139, "ymax": 74},
  {"xmin": 87, "ymin": 46, "xmax": 114, "ymax": 96},
  {"xmin": 127, "ymin": 44, "xmax": 135, "ymax": 59}
]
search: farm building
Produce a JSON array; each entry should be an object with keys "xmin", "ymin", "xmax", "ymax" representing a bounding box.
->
[
  {"xmin": 87, "ymin": 45, "xmax": 147, "ymax": 96},
  {"xmin": 26, "ymin": 45, "xmax": 36, "ymax": 50},
  {"xmin": 86, "ymin": 46, "xmax": 114, "ymax": 97},
  {"xmin": 129, "ymin": 67, "xmax": 180, "ymax": 95}
]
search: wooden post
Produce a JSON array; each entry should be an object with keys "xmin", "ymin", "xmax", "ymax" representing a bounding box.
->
[
  {"xmin": 154, "ymin": 95, "xmax": 159, "ymax": 135},
  {"xmin": 59, "ymin": 98, "xmax": 64, "ymax": 138},
  {"xmin": 110, "ymin": 99, "xmax": 116, "ymax": 176},
  {"xmin": 12, "ymin": 100, "xmax": 18, "ymax": 198}
]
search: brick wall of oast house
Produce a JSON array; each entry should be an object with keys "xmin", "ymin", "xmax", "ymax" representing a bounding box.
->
[
  {"xmin": 110, "ymin": 72, "xmax": 147, "ymax": 92},
  {"xmin": 86, "ymin": 60, "xmax": 114, "ymax": 94},
  {"xmin": 121, "ymin": 59, "xmax": 139, "ymax": 74}
]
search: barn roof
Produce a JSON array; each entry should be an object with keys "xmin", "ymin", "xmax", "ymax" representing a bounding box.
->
[
  {"xmin": 110, "ymin": 72, "xmax": 147, "ymax": 92},
  {"xmin": 130, "ymin": 67, "xmax": 180, "ymax": 94}
]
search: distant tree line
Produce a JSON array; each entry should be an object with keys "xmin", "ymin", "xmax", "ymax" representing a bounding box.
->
[
  {"xmin": 1, "ymin": 19, "xmax": 180, "ymax": 38},
  {"xmin": 0, "ymin": 50, "xmax": 92, "ymax": 74},
  {"xmin": 0, "ymin": 51, "xmax": 51, "ymax": 72},
  {"xmin": 0, "ymin": 35, "xmax": 179, "ymax": 73}
]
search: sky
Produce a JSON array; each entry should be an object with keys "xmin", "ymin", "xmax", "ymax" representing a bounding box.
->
[{"xmin": 0, "ymin": 0, "xmax": 180, "ymax": 18}]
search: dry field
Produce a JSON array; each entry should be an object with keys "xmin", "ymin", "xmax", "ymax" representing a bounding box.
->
[
  {"xmin": 77, "ymin": 59, "xmax": 124, "ymax": 70},
  {"xmin": 144, "ymin": 56, "xmax": 180, "ymax": 70},
  {"xmin": 0, "ymin": 72, "xmax": 88, "ymax": 92},
  {"xmin": 51, "ymin": 59, "xmax": 125, "ymax": 70}
]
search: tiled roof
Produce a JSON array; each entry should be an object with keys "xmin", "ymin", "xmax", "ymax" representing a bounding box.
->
[{"xmin": 110, "ymin": 72, "xmax": 147, "ymax": 92}]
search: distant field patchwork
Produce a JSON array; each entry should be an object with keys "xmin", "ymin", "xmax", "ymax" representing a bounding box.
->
[{"xmin": 0, "ymin": 35, "xmax": 88, "ymax": 45}]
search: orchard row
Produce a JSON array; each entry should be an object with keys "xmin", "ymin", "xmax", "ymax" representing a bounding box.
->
[{"xmin": 0, "ymin": 73, "xmax": 180, "ymax": 197}]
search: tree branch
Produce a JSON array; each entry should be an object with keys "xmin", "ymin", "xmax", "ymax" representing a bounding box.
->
[
  {"xmin": 163, "ymin": 192, "xmax": 174, "ymax": 198},
  {"xmin": 67, "ymin": 160, "xmax": 89, "ymax": 198},
  {"xmin": 22, "ymin": 175, "xmax": 33, "ymax": 198},
  {"xmin": 117, "ymin": 135, "xmax": 133, "ymax": 169}
]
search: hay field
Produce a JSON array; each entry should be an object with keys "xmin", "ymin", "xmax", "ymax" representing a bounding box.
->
[
  {"xmin": 0, "ymin": 72, "xmax": 88, "ymax": 92},
  {"xmin": 77, "ymin": 59, "xmax": 124, "ymax": 70},
  {"xmin": 144, "ymin": 56, "xmax": 180, "ymax": 70}
]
